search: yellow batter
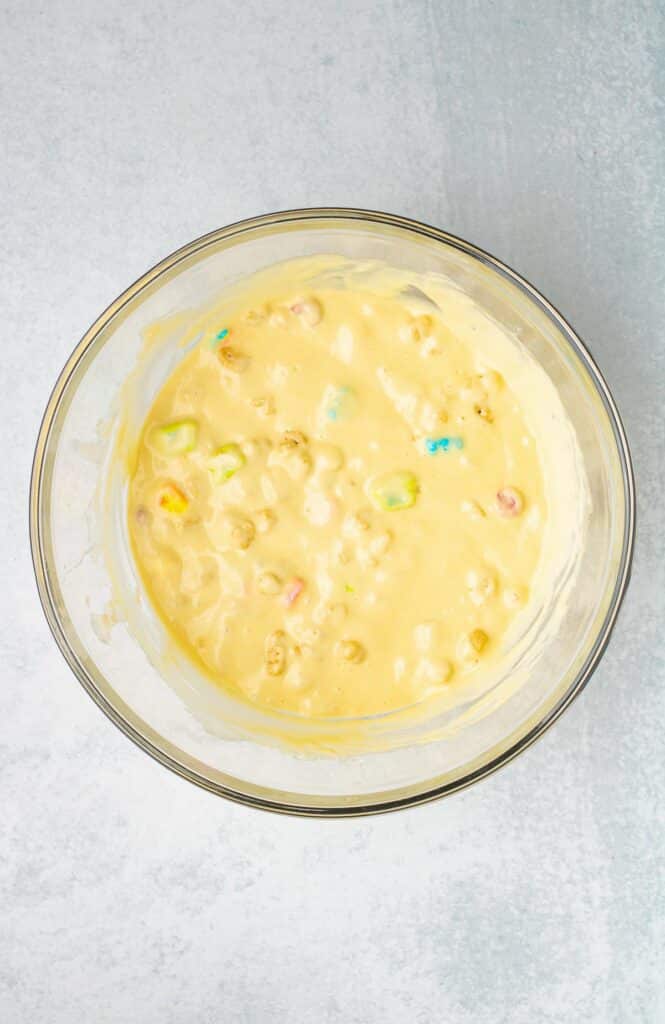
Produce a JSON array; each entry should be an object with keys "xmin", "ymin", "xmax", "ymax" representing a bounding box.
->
[{"xmin": 127, "ymin": 259, "xmax": 548, "ymax": 718}]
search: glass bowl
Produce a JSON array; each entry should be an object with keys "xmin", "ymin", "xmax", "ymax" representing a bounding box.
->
[{"xmin": 30, "ymin": 209, "xmax": 635, "ymax": 815}]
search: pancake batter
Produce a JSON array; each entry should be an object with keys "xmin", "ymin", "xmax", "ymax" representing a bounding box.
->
[{"xmin": 127, "ymin": 259, "xmax": 550, "ymax": 718}]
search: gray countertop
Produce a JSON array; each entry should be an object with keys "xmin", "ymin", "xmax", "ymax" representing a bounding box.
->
[{"xmin": 2, "ymin": 2, "xmax": 663, "ymax": 1021}]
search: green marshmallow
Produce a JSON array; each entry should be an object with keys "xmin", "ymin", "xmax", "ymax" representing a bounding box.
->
[
  {"xmin": 208, "ymin": 443, "xmax": 246, "ymax": 484},
  {"xmin": 151, "ymin": 419, "xmax": 198, "ymax": 455},
  {"xmin": 368, "ymin": 471, "xmax": 419, "ymax": 511}
]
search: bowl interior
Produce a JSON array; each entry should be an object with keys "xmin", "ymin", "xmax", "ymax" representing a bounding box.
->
[{"xmin": 31, "ymin": 211, "xmax": 633, "ymax": 813}]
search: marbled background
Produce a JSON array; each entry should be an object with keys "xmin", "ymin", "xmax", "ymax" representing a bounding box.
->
[{"xmin": 2, "ymin": 2, "xmax": 663, "ymax": 1021}]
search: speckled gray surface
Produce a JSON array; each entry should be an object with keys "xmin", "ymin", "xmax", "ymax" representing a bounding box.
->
[{"xmin": 2, "ymin": 1, "xmax": 664, "ymax": 1021}]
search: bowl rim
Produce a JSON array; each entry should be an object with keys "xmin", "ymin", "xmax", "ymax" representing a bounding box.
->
[{"xmin": 29, "ymin": 206, "xmax": 636, "ymax": 816}]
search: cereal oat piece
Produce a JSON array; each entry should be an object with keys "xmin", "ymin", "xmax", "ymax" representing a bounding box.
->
[
  {"xmin": 257, "ymin": 572, "xmax": 282, "ymax": 595},
  {"xmin": 478, "ymin": 370, "xmax": 504, "ymax": 394},
  {"xmin": 414, "ymin": 657, "xmax": 453, "ymax": 688},
  {"xmin": 337, "ymin": 639, "xmax": 366, "ymax": 664},
  {"xmin": 469, "ymin": 628, "xmax": 489, "ymax": 653},
  {"xmin": 398, "ymin": 314, "xmax": 433, "ymax": 344},
  {"xmin": 343, "ymin": 511, "xmax": 371, "ymax": 537},
  {"xmin": 369, "ymin": 530, "xmax": 392, "ymax": 558},
  {"xmin": 265, "ymin": 630, "xmax": 287, "ymax": 676},
  {"xmin": 280, "ymin": 429, "xmax": 308, "ymax": 449},
  {"xmin": 413, "ymin": 620, "xmax": 442, "ymax": 652},
  {"xmin": 255, "ymin": 508, "xmax": 277, "ymax": 533},
  {"xmin": 251, "ymin": 396, "xmax": 276, "ymax": 417},
  {"xmin": 218, "ymin": 345, "xmax": 250, "ymax": 373},
  {"xmin": 314, "ymin": 443, "xmax": 344, "ymax": 473},
  {"xmin": 230, "ymin": 518, "xmax": 255, "ymax": 550},
  {"xmin": 244, "ymin": 307, "xmax": 268, "ymax": 325},
  {"xmin": 270, "ymin": 432, "xmax": 312, "ymax": 480},
  {"xmin": 304, "ymin": 489, "xmax": 338, "ymax": 526},
  {"xmin": 466, "ymin": 569, "xmax": 496, "ymax": 606},
  {"xmin": 459, "ymin": 628, "xmax": 489, "ymax": 663},
  {"xmin": 474, "ymin": 404, "xmax": 494, "ymax": 423}
]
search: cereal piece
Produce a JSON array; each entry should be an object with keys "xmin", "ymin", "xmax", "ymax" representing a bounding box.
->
[
  {"xmin": 280, "ymin": 429, "xmax": 308, "ymax": 449},
  {"xmin": 251, "ymin": 396, "xmax": 276, "ymax": 417},
  {"xmin": 357, "ymin": 526, "xmax": 392, "ymax": 568},
  {"xmin": 479, "ymin": 369, "xmax": 504, "ymax": 393},
  {"xmin": 257, "ymin": 571, "xmax": 282, "ymax": 595},
  {"xmin": 255, "ymin": 508, "xmax": 276, "ymax": 533},
  {"xmin": 413, "ymin": 620, "xmax": 442, "ymax": 652},
  {"xmin": 466, "ymin": 569, "xmax": 496, "ymax": 606},
  {"xmin": 420, "ymin": 336, "xmax": 442, "ymax": 357},
  {"xmin": 283, "ymin": 577, "xmax": 305, "ymax": 607},
  {"xmin": 268, "ymin": 309, "xmax": 288, "ymax": 328},
  {"xmin": 414, "ymin": 657, "xmax": 453, "ymax": 688},
  {"xmin": 241, "ymin": 437, "xmax": 272, "ymax": 460},
  {"xmin": 459, "ymin": 382, "xmax": 485, "ymax": 405},
  {"xmin": 244, "ymin": 308, "xmax": 267, "ymax": 325},
  {"xmin": 264, "ymin": 630, "xmax": 287, "ymax": 676},
  {"xmin": 157, "ymin": 483, "xmax": 189, "ymax": 515},
  {"xmin": 290, "ymin": 298, "xmax": 322, "ymax": 327},
  {"xmin": 304, "ymin": 489, "xmax": 338, "ymax": 527},
  {"xmin": 424, "ymin": 436, "xmax": 464, "ymax": 455},
  {"xmin": 469, "ymin": 628, "xmax": 489, "ymax": 653},
  {"xmin": 260, "ymin": 470, "xmax": 289, "ymax": 504},
  {"xmin": 369, "ymin": 530, "xmax": 392, "ymax": 558},
  {"xmin": 218, "ymin": 345, "xmax": 250, "ymax": 373},
  {"xmin": 150, "ymin": 419, "xmax": 198, "ymax": 456},
  {"xmin": 270, "ymin": 432, "xmax": 312, "ymax": 481},
  {"xmin": 314, "ymin": 443, "xmax": 344, "ymax": 473},
  {"xmin": 474, "ymin": 404, "xmax": 494, "ymax": 423},
  {"xmin": 343, "ymin": 511, "xmax": 371, "ymax": 537},
  {"xmin": 368, "ymin": 471, "xmax": 419, "ymax": 512},
  {"xmin": 496, "ymin": 487, "xmax": 524, "ymax": 517},
  {"xmin": 398, "ymin": 314, "xmax": 433, "ymax": 344},
  {"xmin": 230, "ymin": 518, "xmax": 255, "ymax": 550},
  {"xmin": 208, "ymin": 443, "xmax": 246, "ymax": 485},
  {"xmin": 336, "ymin": 639, "xmax": 366, "ymax": 664},
  {"xmin": 273, "ymin": 448, "xmax": 311, "ymax": 481}
]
